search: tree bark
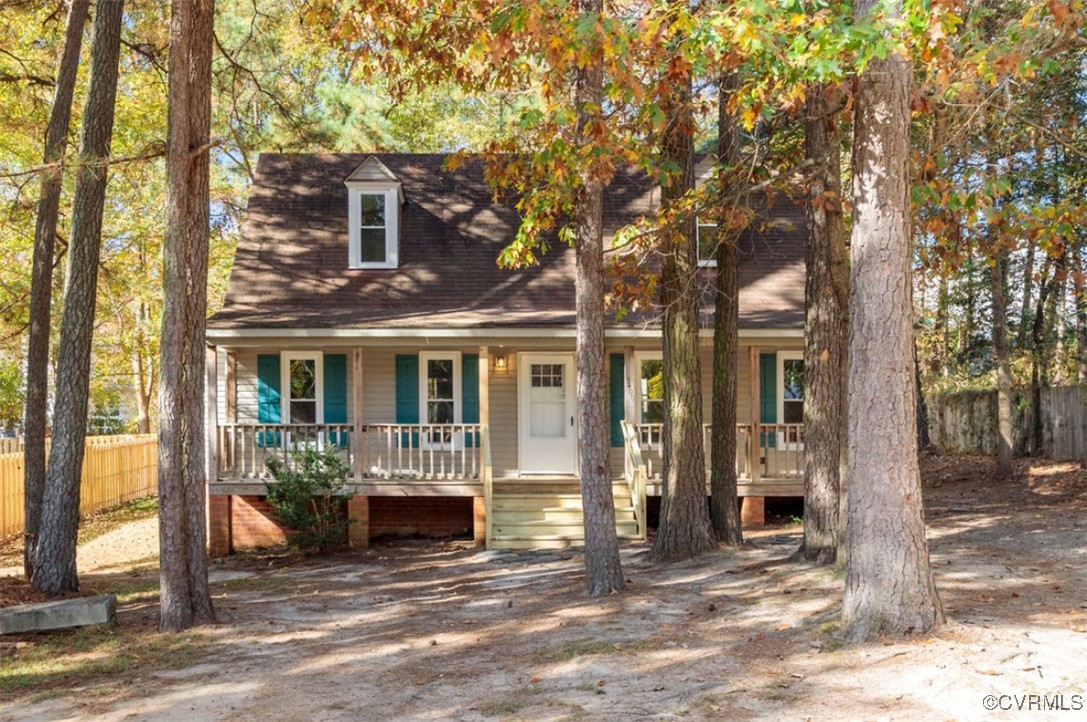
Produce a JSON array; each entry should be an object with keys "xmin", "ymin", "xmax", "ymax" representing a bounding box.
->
[
  {"xmin": 991, "ymin": 251, "xmax": 1014, "ymax": 476},
  {"xmin": 22, "ymin": 0, "xmax": 90, "ymax": 581},
  {"xmin": 1017, "ymin": 233, "xmax": 1037, "ymax": 348},
  {"xmin": 133, "ymin": 300, "xmax": 154, "ymax": 434},
  {"xmin": 709, "ymin": 72, "xmax": 742, "ymax": 546},
  {"xmin": 651, "ymin": 63, "xmax": 715, "ymax": 562},
  {"xmin": 798, "ymin": 83, "xmax": 847, "ymax": 564},
  {"xmin": 1073, "ymin": 241, "xmax": 1087, "ymax": 382},
  {"xmin": 158, "ymin": 0, "xmax": 216, "ymax": 631},
  {"xmin": 33, "ymin": 0, "xmax": 125, "ymax": 595},
  {"xmin": 842, "ymin": 0, "xmax": 942, "ymax": 640},
  {"xmin": 574, "ymin": 0, "xmax": 623, "ymax": 596}
]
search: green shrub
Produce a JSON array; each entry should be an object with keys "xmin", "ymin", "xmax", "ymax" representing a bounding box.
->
[{"xmin": 265, "ymin": 446, "xmax": 353, "ymax": 552}]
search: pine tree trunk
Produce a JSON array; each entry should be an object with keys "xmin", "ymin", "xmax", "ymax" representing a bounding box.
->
[
  {"xmin": 158, "ymin": 0, "xmax": 215, "ymax": 631},
  {"xmin": 1017, "ymin": 234, "xmax": 1037, "ymax": 348},
  {"xmin": 651, "ymin": 67, "xmax": 715, "ymax": 562},
  {"xmin": 709, "ymin": 72, "xmax": 742, "ymax": 546},
  {"xmin": 842, "ymin": 0, "xmax": 942, "ymax": 639},
  {"xmin": 22, "ymin": 0, "xmax": 90, "ymax": 580},
  {"xmin": 574, "ymin": 0, "xmax": 623, "ymax": 596},
  {"xmin": 33, "ymin": 0, "xmax": 125, "ymax": 595},
  {"xmin": 1073, "ymin": 242, "xmax": 1087, "ymax": 382},
  {"xmin": 992, "ymin": 252, "xmax": 1014, "ymax": 476},
  {"xmin": 798, "ymin": 83, "xmax": 847, "ymax": 564},
  {"xmin": 133, "ymin": 300, "xmax": 153, "ymax": 434}
]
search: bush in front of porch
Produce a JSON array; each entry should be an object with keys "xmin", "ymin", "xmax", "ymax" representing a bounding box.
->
[{"xmin": 265, "ymin": 447, "xmax": 354, "ymax": 552}]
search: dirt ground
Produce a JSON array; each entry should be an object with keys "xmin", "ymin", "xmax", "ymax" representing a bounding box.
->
[{"xmin": 2, "ymin": 451, "xmax": 1086, "ymax": 721}]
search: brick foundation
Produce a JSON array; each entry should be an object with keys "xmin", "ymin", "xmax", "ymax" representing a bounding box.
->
[
  {"xmin": 231, "ymin": 495, "xmax": 291, "ymax": 549},
  {"xmin": 741, "ymin": 496, "xmax": 766, "ymax": 527},
  {"xmin": 347, "ymin": 496, "xmax": 370, "ymax": 549},
  {"xmin": 473, "ymin": 496, "xmax": 486, "ymax": 547},
  {"xmin": 207, "ymin": 493, "xmax": 474, "ymax": 554},
  {"xmin": 208, "ymin": 495, "xmax": 232, "ymax": 557}
]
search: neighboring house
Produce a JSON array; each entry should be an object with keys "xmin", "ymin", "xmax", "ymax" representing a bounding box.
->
[{"xmin": 205, "ymin": 153, "xmax": 807, "ymax": 553}]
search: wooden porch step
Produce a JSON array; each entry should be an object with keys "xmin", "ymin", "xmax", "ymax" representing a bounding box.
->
[
  {"xmin": 494, "ymin": 507, "xmax": 637, "ymax": 523},
  {"xmin": 488, "ymin": 477, "xmax": 642, "ymax": 550},
  {"xmin": 489, "ymin": 529, "xmax": 643, "ymax": 551}
]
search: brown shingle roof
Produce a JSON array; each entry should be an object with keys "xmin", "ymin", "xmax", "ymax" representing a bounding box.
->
[{"xmin": 207, "ymin": 153, "xmax": 805, "ymax": 331}]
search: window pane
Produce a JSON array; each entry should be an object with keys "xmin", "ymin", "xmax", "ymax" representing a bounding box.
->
[
  {"xmin": 289, "ymin": 359, "xmax": 316, "ymax": 400},
  {"xmin": 643, "ymin": 399, "xmax": 664, "ymax": 424},
  {"xmin": 360, "ymin": 228, "xmax": 386, "ymax": 263},
  {"xmin": 640, "ymin": 359, "xmax": 664, "ymax": 423},
  {"xmin": 427, "ymin": 359, "xmax": 454, "ymax": 400},
  {"xmin": 428, "ymin": 401, "xmax": 454, "ymax": 424},
  {"xmin": 359, "ymin": 193, "xmax": 385, "ymax": 226},
  {"xmin": 697, "ymin": 222, "xmax": 718, "ymax": 262},
  {"xmin": 290, "ymin": 400, "xmax": 316, "ymax": 424},
  {"xmin": 784, "ymin": 400, "xmax": 803, "ymax": 424},
  {"xmin": 783, "ymin": 359, "xmax": 805, "ymax": 400}
]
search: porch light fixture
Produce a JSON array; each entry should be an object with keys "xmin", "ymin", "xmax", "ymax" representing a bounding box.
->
[{"xmin": 494, "ymin": 354, "xmax": 508, "ymax": 371}]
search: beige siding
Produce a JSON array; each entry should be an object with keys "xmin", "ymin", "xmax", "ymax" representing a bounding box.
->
[
  {"xmin": 216, "ymin": 348, "xmax": 357, "ymax": 424},
  {"xmin": 211, "ymin": 336, "xmax": 803, "ymax": 475},
  {"xmin": 489, "ymin": 352, "xmax": 518, "ymax": 477}
]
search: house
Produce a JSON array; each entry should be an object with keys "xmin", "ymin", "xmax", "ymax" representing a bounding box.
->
[{"xmin": 204, "ymin": 153, "xmax": 807, "ymax": 553}]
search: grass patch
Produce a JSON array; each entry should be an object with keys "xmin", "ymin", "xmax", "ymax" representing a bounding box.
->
[
  {"xmin": 216, "ymin": 574, "xmax": 298, "ymax": 594},
  {"xmin": 478, "ymin": 697, "xmax": 527, "ymax": 717},
  {"xmin": 538, "ymin": 638, "xmax": 655, "ymax": 661},
  {"xmin": 0, "ymin": 623, "xmax": 208, "ymax": 701},
  {"xmin": 77, "ymin": 498, "xmax": 158, "ymax": 547}
]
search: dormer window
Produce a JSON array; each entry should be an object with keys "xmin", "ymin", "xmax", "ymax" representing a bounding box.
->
[
  {"xmin": 696, "ymin": 220, "xmax": 718, "ymax": 267},
  {"xmin": 345, "ymin": 156, "xmax": 404, "ymax": 269}
]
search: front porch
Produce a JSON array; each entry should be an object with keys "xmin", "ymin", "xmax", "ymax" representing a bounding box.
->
[{"xmin": 202, "ymin": 339, "xmax": 806, "ymax": 552}]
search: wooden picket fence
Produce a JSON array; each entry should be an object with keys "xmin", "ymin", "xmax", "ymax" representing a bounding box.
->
[
  {"xmin": 929, "ymin": 385, "xmax": 1087, "ymax": 461},
  {"xmin": 0, "ymin": 435, "xmax": 158, "ymax": 540}
]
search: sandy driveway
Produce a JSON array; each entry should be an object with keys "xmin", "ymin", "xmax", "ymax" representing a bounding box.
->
[{"xmin": 2, "ymin": 453, "xmax": 1085, "ymax": 721}]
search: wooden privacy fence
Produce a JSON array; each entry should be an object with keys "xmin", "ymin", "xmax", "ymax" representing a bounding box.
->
[
  {"xmin": 929, "ymin": 385, "xmax": 1087, "ymax": 461},
  {"xmin": 0, "ymin": 434, "xmax": 158, "ymax": 540}
]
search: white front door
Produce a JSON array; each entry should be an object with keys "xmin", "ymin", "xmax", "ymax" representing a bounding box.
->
[{"xmin": 518, "ymin": 353, "xmax": 577, "ymax": 474}]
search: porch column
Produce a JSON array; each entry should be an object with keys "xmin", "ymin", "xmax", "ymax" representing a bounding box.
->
[
  {"xmin": 479, "ymin": 346, "xmax": 490, "ymax": 427},
  {"xmin": 205, "ymin": 344, "xmax": 221, "ymax": 552},
  {"xmin": 348, "ymin": 495, "xmax": 370, "ymax": 548},
  {"xmin": 352, "ymin": 347, "xmax": 364, "ymax": 479},
  {"xmin": 623, "ymin": 346, "xmax": 636, "ymax": 480},
  {"xmin": 744, "ymin": 345, "xmax": 765, "ymax": 526},
  {"xmin": 477, "ymin": 346, "xmax": 489, "ymax": 548},
  {"xmin": 205, "ymin": 344, "xmax": 219, "ymax": 485},
  {"xmin": 748, "ymin": 345, "xmax": 760, "ymax": 485},
  {"xmin": 226, "ymin": 351, "xmax": 237, "ymax": 423}
]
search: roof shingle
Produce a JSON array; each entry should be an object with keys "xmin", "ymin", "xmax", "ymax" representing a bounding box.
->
[{"xmin": 208, "ymin": 153, "xmax": 806, "ymax": 331}]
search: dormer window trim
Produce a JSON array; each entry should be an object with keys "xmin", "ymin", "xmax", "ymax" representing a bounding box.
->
[{"xmin": 345, "ymin": 156, "xmax": 405, "ymax": 270}]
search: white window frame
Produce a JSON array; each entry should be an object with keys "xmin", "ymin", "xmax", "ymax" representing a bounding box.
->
[
  {"xmin": 633, "ymin": 351, "xmax": 664, "ymax": 429},
  {"xmin": 280, "ymin": 351, "xmax": 324, "ymax": 425},
  {"xmin": 776, "ymin": 350, "xmax": 804, "ymax": 450},
  {"xmin": 419, "ymin": 351, "xmax": 462, "ymax": 449},
  {"xmin": 696, "ymin": 220, "xmax": 718, "ymax": 268},
  {"xmin": 347, "ymin": 187, "xmax": 400, "ymax": 269}
]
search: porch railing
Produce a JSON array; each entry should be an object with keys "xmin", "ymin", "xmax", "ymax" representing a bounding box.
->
[
  {"xmin": 216, "ymin": 423, "xmax": 484, "ymax": 481},
  {"xmin": 631, "ymin": 422, "xmax": 804, "ymax": 482}
]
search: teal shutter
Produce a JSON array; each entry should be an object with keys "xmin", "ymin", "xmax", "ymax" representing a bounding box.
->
[
  {"xmin": 759, "ymin": 352, "xmax": 777, "ymax": 448},
  {"xmin": 609, "ymin": 353, "xmax": 625, "ymax": 447},
  {"xmin": 462, "ymin": 354, "xmax": 479, "ymax": 447},
  {"xmin": 395, "ymin": 354, "xmax": 419, "ymax": 446},
  {"xmin": 324, "ymin": 354, "xmax": 348, "ymax": 445},
  {"xmin": 257, "ymin": 354, "xmax": 281, "ymax": 447}
]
